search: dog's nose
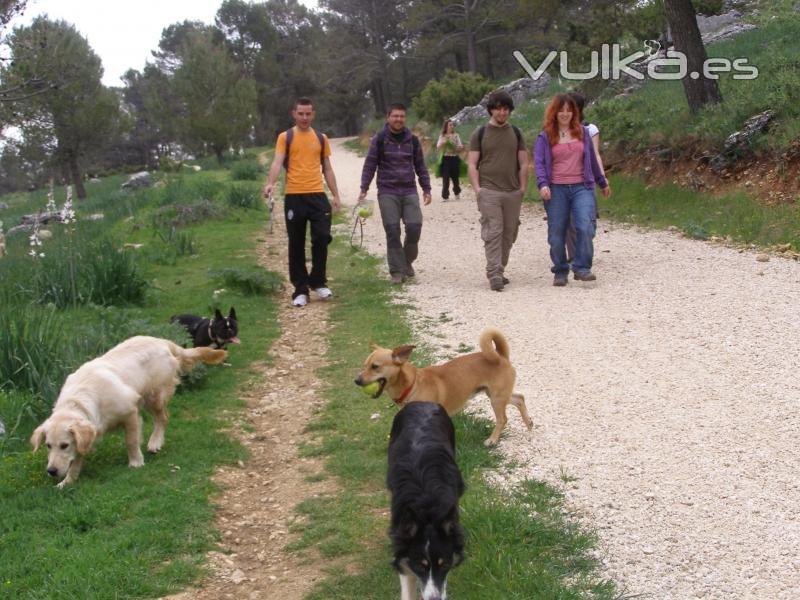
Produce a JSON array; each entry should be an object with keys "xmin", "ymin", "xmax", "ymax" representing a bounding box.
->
[
  {"xmin": 47, "ymin": 467, "xmax": 58, "ymax": 477},
  {"xmin": 354, "ymin": 377, "xmax": 362, "ymax": 386}
]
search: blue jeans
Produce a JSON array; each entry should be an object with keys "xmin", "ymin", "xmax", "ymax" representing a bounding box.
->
[{"xmin": 544, "ymin": 184, "xmax": 597, "ymax": 275}]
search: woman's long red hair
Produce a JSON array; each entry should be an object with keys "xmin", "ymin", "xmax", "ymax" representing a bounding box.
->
[{"xmin": 542, "ymin": 94, "xmax": 582, "ymax": 146}]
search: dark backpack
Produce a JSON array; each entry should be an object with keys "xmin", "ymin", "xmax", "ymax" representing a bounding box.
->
[
  {"xmin": 476, "ymin": 124, "xmax": 523, "ymax": 170},
  {"xmin": 376, "ymin": 130, "xmax": 420, "ymax": 165},
  {"xmin": 282, "ymin": 127, "xmax": 326, "ymax": 171}
]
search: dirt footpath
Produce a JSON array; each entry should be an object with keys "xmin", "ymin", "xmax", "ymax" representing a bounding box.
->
[
  {"xmin": 165, "ymin": 194, "xmax": 334, "ymax": 600},
  {"xmin": 329, "ymin": 137, "xmax": 800, "ymax": 600}
]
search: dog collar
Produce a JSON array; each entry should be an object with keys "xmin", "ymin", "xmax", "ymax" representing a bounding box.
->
[
  {"xmin": 393, "ymin": 374, "xmax": 416, "ymax": 405},
  {"xmin": 208, "ymin": 323, "xmax": 224, "ymax": 348}
]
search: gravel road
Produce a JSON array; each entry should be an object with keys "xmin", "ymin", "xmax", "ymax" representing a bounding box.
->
[{"xmin": 330, "ymin": 137, "xmax": 800, "ymax": 599}]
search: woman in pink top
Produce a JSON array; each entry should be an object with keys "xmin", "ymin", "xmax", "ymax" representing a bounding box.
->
[{"xmin": 533, "ymin": 94, "xmax": 610, "ymax": 286}]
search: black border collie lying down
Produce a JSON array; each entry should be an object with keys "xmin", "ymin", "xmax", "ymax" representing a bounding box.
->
[{"xmin": 388, "ymin": 401, "xmax": 465, "ymax": 600}]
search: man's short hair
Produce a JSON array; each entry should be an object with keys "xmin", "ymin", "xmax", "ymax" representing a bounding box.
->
[
  {"xmin": 293, "ymin": 97, "xmax": 314, "ymax": 110},
  {"xmin": 486, "ymin": 91, "xmax": 514, "ymax": 114},
  {"xmin": 386, "ymin": 102, "xmax": 407, "ymax": 115}
]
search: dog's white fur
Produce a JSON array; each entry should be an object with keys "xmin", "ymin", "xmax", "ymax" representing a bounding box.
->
[{"xmin": 30, "ymin": 336, "xmax": 227, "ymax": 487}]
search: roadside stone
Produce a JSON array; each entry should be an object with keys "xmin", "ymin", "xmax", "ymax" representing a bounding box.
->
[
  {"xmin": 230, "ymin": 569, "xmax": 247, "ymax": 584},
  {"xmin": 756, "ymin": 253, "xmax": 770, "ymax": 262}
]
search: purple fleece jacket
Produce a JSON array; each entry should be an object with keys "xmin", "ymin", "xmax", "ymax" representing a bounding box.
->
[
  {"xmin": 360, "ymin": 124, "xmax": 431, "ymax": 196},
  {"xmin": 533, "ymin": 126, "xmax": 607, "ymax": 190}
]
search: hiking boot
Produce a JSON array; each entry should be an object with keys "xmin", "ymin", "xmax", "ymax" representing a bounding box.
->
[
  {"xmin": 573, "ymin": 271, "xmax": 597, "ymax": 282},
  {"xmin": 490, "ymin": 277, "xmax": 504, "ymax": 292},
  {"xmin": 502, "ymin": 276, "xmax": 510, "ymax": 286},
  {"xmin": 314, "ymin": 287, "xmax": 333, "ymax": 300},
  {"xmin": 292, "ymin": 293, "xmax": 309, "ymax": 307},
  {"xmin": 405, "ymin": 264, "xmax": 415, "ymax": 278},
  {"xmin": 390, "ymin": 273, "xmax": 405, "ymax": 285},
  {"xmin": 553, "ymin": 274, "xmax": 568, "ymax": 287}
]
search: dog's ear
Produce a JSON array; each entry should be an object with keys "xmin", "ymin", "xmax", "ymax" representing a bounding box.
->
[
  {"xmin": 369, "ymin": 341, "xmax": 379, "ymax": 351},
  {"xmin": 391, "ymin": 555, "xmax": 410, "ymax": 573},
  {"xmin": 228, "ymin": 306, "xmax": 237, "ymax": 320},
  {"xmin": 214, "ymin": 308, "xmax": 224, "ymax": 321},
  {"xmin": 30, "ymin": 423, "xmax": 47, "ymax": 452},
  {"xmin": 391, "ymin": 345, "xmax": 416, "ymax": 364},
  {"xmin": 69, "ymin": 420, "xmax": 97, "ymax": 455}
]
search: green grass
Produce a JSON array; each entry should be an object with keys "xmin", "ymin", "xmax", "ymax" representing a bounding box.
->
[
  {"xmin": 603, "ymin": 174, "xmax": 800, "ymax": 248},
  {"xmin": 294, "ymin": 242, "xmax": 618, "ymax": 599},
  {"xmin": 0, "ymin": 166, "xmax": 282, "ymax": 598}
]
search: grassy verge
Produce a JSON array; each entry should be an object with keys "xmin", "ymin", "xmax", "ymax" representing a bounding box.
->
[
  {"xmin": 603, "ymin": 174, "xmax": 800, "ymax": 248},
  {"xmin": 292, "ymin": 239, "xmax": 618, "ymax": 599},
  {"xmin": 0, "ymin": 157, "xmax": 281, "ymax": 598}
]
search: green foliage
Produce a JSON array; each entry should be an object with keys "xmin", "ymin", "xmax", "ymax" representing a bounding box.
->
[
  {"xmin": 209, "ymin": 265, "xmax": 283, "ymax": 296},
  {"xmin": 151, "ymin": 200, "xmax": 222, "ymax": 229},
  {"xmin": 591, "ymin": 18, "xmax": 800, "ymax": 154},
  {"xmin": 602, "ymin": 174, "xmax": 800, "ymax": 248},
  {"xmin": 32, "ymin": 235, "xmax": 148, "ymax": 308},
  {"xmin": 229, "ymin": 160, "xmax": 263, "ymax": 181},
  {"xmin": 173, "ymin": 31, "xmax": 257, "ymax": 161},
  {"xmin": 225, "ymin": 182, "xmax": 261, "ymax": 209},
  {"xmin": 692, "ymin": 0, "xmax": 724, "ymax": 16},
  {"xmin": 412, "ymin": 69, "xmax": 494, "ymax": 124}
]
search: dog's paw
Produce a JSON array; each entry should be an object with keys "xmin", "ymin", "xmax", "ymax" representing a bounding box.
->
[
  {"xmin": 483, "ymin": 437, "xmax": 498, "ymax": 447},
  {"xmin": 56, "ymin": 479, "xmax": 72, "ymax": 489},
  {"xmin": 147, "ymin": 443, "xmax": 162, "ymax": 454},
  {"xmin": 129, "ymin": 456, "xmax": 145, "ymax": 468}
]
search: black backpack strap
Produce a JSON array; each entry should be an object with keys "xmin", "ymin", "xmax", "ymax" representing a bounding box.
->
[
  {"xmin": 476, "ymin": 125, "xmax": 486, "ymax": 168},
  {"xmin": 282, "ymin": 127, "xmax": 293, "ymax": 170},
  {"xmin": 315, "ymin": 130, "xmax": 325, "ymax": 166},
  {"xmin": 376, "ymin": 130, "xmax": 385, "ymax": 164}
]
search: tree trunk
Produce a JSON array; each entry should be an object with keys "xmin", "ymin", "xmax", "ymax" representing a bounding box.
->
[
  {"xmin": 466, "ymin": 30, "xmax": 478, "ymax": 73},
  {"xmin": 68, "ymin": 154, "xmax": 86, "ymax": 199},
  {"xmin": 663, "ymin": 0, "xmax": 722, "ymax": 114},
  {"xmin": 485, "ymin": 43, "xmax": 495, "ymax": 80}
]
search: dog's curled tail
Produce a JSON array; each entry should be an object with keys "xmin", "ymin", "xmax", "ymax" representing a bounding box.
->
[
  {"xmin": 168, "ymin": 341, "xmax": 227, "ymax": 372},
  {"xmin": 479, "ymin": 328, "xmax": 510, "ymax": 364}
]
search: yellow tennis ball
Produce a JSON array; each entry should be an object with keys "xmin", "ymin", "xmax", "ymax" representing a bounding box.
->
[
  {"xmin": 358, "ymin": 207, "xmax": 371, "ymax": 218},
  {"xmin": 361, "ymin": 381, "xmax": 381, "ymax": 396}
]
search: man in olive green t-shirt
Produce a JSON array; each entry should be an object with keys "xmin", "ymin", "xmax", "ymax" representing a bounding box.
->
[{"xmin": 467, "ymin": 91, "xmax": 528, "ymax": 292}]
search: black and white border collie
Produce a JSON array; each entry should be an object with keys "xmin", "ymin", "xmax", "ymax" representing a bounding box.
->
[{"xmin": 387, "ymin": 401, "xmax": 465, "ymax": 600}]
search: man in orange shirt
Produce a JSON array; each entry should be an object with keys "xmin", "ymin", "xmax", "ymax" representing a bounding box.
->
[{"xmin": 264, "ymin": 98, "xmax": 341, "ymax": 307}]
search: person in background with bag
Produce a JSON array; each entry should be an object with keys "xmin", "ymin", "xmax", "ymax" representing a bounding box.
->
[{"xmin": 436, "ymin": 119, "xmax": 464, "ymax": 201}]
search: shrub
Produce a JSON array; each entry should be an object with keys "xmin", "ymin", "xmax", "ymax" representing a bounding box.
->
[
  {"xmin": 152, "ymin": 200, "xmax": 222, "ymax": 229},
  {"xmin": 34, "ymin": 235, "xmax": 148, "ymax": 308},
  {"xmin": 226, "ymin": 183, "xmax": 261, "ymax": 210},
  {"xmin": 230, "ymin": 160, "xmax": 263, "ymax": 181},
  {"xmin": 209, "ymin": 266, "xmax": 283, "ymax": 295},
  {"xmin": 412, "ymin": 69, "xmax": 494, "ymax": 124}
]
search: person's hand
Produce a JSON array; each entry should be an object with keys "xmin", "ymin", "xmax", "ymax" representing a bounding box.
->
[
  {"xmin": 540, "ymin": 186, "xmax": 551, "ymax": 201},
  {"xmin": 602, "ymin": 184, "xmax": 611, "ymax": 198},
  {"xmin": 332, "ymin": 195, "xmax": 341, "ymax": 212},
  {"xmin": 423, "ymin": 192, "xmax": 432, "ymax": 206},
  {"xmin": 263, "ymin": 183, "xmax": 273, "ymax": 199},
  {"xmin": 358, "ymin": 191, "xmax": 367, "ymax": 203}
]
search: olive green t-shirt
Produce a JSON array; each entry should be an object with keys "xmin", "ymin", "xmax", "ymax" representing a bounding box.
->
[{"xmin": 469, "ymin": 123, "xmax": 526, "ymax": 192}]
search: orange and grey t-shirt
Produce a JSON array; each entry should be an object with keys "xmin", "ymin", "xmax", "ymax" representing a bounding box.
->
[{"xmin": 275, "ymin": 127, "xmax": 331, "ymax": 194}]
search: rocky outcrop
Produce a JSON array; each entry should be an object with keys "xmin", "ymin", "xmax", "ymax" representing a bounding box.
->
[
  {"xmin": 121, "ymin": 171, "xmax": 153, "ymax": 190},
  {"xmin": 451, "ymin": 75, "xmax": 552, "ymax": 125},
  {"xmin": 710, "ymin": 110, "xmax": 775, "ymax": 173}
]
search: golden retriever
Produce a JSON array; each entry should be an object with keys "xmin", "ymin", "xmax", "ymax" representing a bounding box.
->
[
  {"xmin": 31, "ymin": 336, "xmax": 227, "ymax": 487},
  {"xmin": 355, "ymin": 328, "xmax": 533, "ymax": 446}
]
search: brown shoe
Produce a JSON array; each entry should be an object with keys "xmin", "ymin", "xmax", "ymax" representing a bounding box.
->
[
  {"xmin": 553, "ymin": 273, "xmax": 568, "ymax": 287},
  {"xmin": 490, "ymin": 277, "xmax": 504, "ymax": 291},
  {"xmin": 390, "ymin": 273, "xmax": 405, "ymax": 285},
  {"xmin": 573, "ymin": 271, "xmax": 597, "ymax": 281}
]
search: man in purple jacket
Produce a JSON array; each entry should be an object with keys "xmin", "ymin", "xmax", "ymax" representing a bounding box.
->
[{"xmin": 359, "ymin": 103, "xmax": 432, "ymax": 284}]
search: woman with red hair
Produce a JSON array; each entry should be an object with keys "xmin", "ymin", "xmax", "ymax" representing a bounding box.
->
[{"xmin": 533, "ymin": 94, "xmax": 610, "ymax": 286}]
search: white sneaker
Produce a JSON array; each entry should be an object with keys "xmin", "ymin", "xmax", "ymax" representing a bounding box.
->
[
  {"xmin": 292, "ymin": 294, "xmax": 309, "ymax": 307},
  {"xmin": 314, "ymin": 287, "xmax": 333, "ymax": 300},
  {"xmin": 455, "ymin": 194, "xmax": 460, "ymax": 201}
]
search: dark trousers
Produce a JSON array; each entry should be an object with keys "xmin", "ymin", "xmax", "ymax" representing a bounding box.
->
[
  {"xmin": 284, "ymin": 193, "xmax": 332, "ymax": 298},
  {"xmin": 441, "ymin": 156, "xmax": 462, "ymax": 199}
]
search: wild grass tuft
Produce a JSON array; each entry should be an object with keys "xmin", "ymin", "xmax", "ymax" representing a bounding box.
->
[{"xmin": 209, "ymin": 265, "xmax": 283, "ymax": 295}]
